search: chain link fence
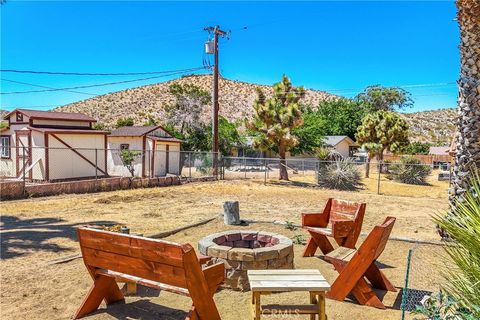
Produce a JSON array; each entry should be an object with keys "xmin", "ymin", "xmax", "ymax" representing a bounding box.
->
[{"xmin": 221, "ymin": 156, "xmax": 451, "ymax": 199}]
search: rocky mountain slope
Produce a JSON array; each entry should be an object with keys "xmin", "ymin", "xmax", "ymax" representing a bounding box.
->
[
  {"xmin": 53, "ymin": 74, "xmax": 455, "ymax": 145},
  {"xmin": 55, "ymin": 74, "xmax": 336, "ymax": 128}
]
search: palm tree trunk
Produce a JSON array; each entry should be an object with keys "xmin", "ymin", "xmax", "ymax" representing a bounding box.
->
[{"xmin": 450, "ymin": 0, "xmax": 480, "ymax": 204}]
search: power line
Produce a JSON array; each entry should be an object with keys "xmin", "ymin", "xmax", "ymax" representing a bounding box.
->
[
  {"xmin": 0, "ymin": 67, "xmax": 208, "ymax": 95},
  {"xmin": 1, "ymin": 79, "xmax": 98, "ymax": 96},
  {"xmin": 0, "ymin": 66, "xmax": 208, "ymax": 76}
]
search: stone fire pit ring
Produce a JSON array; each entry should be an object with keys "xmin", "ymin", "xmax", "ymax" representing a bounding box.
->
[{"xmin": 198, "ymin": 230, "xmax": 294, "ymax": 291}]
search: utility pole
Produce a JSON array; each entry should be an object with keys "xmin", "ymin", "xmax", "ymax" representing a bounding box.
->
[{"xmin": 204, "ymin": 25, "xmax": 227, "ymax": 177}]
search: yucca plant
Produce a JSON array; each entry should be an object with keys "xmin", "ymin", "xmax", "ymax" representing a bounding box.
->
[
  {"xmin": 317, "ymin": 159, "xmax": 362, "ymax": 191},
  {"xmin": 433, "ymin": 169, "xmax": 480, "ymax": 317},
  {"xmin": 387, "ymin": 156, "xmax": 432, "ymax": 185}
]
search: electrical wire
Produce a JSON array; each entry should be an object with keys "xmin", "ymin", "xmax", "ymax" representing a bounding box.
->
[
  {"xmin": 1, "ymin": 79, "xmax": 98, "ymax": 96},
  {"xmin": 0, "ymin": 67, "xmax": 208, "ymax": 94},
  {"xmin": 0, "ymin": 66, "xmax": 208, "ymax": 76}
]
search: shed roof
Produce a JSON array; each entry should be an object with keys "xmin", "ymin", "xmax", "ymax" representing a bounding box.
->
[
  {"xmin": 109, "ymin": 126, "xmax": 160, "ymax": 137},
  {"xmin": 5, "ymin": 109, "xmax": 96, "ymax": 122},
  {"xmin": 147, "ymin": 136, "xmax": 183, "ymax": 143},
  {"xmin": 323, "ymin": 135, "xmax": 357, "ymax": 147}
]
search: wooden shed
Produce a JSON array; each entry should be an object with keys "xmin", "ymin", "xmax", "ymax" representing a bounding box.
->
[
  {"xmin": 107, "ymin": 126, "xmax": 182, "ymax": 177},
  {"xmin": 0, "ymin": 109, "xmax": 108, "ymax": 181}
]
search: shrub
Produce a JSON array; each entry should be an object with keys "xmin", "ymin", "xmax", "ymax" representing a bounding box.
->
[
  {"xmin": 411, "ymin": 290, "xmax": 476, "ymax": 320},
  {"xmin": 433, "ymin": 169, "xmax": 480, "ymax": 317},
  {"xmin": 387, "ymin": 156, "xmax": 432, "ymax": 185},
  {"xmin": 317, "ymin": 160, "xmax": 362, "ymax": 191}
]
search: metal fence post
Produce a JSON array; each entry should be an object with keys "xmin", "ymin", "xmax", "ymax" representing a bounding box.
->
[
  {"xmin": 95, "ymin": 148, "xmax": 98, "ymax": 180},
  {"xmin": 377, "ymin": 161, "xmax": 382, "ymax": 195},
  {"xmin": 401, "ymin": 248, "xmax": 414, "ymax": 320},
  {"xmin": 244, "ymin": 157, "xmax": 247, "ymax": 179},
  {"xmin": 189, "ymin": 152, "xmax": 192, "ymax": 178},
  {"xmin": 264, "ymin": 158, "xmax": 267, "ymax": 185},
  {"xmin": 302, "ymin": 160, "xmax": 305, "ymax": 175}
]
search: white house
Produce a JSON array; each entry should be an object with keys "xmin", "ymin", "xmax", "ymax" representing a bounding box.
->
[
  {"xmin": 107, "ymin": 126, "xmax": 182, "ymax": 177},
  {"xmin": 322, "ymin": 136, "xmax": 359, "ymax": 159},
  {"xmin": 0, "ymin": 109, "xmax": 108, "ymax": 181}
]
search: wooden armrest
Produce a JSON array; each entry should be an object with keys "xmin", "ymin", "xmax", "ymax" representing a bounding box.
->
[
  {"xmin": 197, "ymin": 253, "xmax": 212, "ymax": 264},
  {"xmin": 302, "ymin": 212, "xmax": 329, "ymax": 228},
  {"xmin": 202, "ymin": 262, "xmax": 225, "ymax": 293},
  {"xmin": 331, "ymin": 220, "xmax": 355, "ymax": 238}
]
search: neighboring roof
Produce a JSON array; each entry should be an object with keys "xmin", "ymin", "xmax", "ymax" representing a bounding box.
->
[
  {"xmin": 109, "ymin": 126, "xmax": 160, "ymax": 137},
  {"xmin": 147, "ymin": 136, "xmax": 183, "ymax": 143},
  {"xmin": 429, "ymin": 146, "xmax": 450, "ymax": 156},
  {"xmin": 323, "ymin": 135, "xmax": 357, "ymax": 147},
  {"xmin": 28, "ymin": 126, "xmax": 108, "ymax": 134},
  {"xmin": 5, "ymin": 109, "xmax": 96, "ymax": 122}
]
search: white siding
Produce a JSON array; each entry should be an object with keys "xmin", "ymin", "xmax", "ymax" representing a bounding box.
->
[
  {"xmin": 107, "ymin": 137, "xmax": 144, "ymax": 177},
  {"xmin": 335, "ymin": 140, "xmax": 351, "ymax": 159},
  {"xmin": 153, "ymin": 143, "xmax": 167, "ymax": 176},
  {"xmin": 48, "ymin": 133, "xmax": 106, "ymax": 180},
  {"xmin": 168, "ymin": 143, "xmax": 181, "ymax": 174}
]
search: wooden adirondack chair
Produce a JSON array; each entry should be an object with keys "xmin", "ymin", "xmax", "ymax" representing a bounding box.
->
[
  {"xmin": 324, "ymin": 216, "xmax": 397, "ymax": 309},
  {"xmin": 302, "ymin": 198, "xmax": 366, "ymax": 257},
  {"xmin": 74, "ymin": 227, "xmax": 224, "ymax": 320}
]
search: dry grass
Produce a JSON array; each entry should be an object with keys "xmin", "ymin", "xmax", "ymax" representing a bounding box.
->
[{"xmin": 0, "ymin": 180, "xmax": 449, "ymax": 319}]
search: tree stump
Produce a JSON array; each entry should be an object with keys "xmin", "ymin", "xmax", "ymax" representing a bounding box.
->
[{"xmin": 223, "ymin": 201, "xmax": 240, "ymax": 225}]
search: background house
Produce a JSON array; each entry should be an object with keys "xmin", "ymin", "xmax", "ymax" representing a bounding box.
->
[
  {"xmin": 0, "ymin": 109, "xmax": 107, "ymax": 181},
  {"xmin": 107, "ymin": 126, "xmax": 182, "ymax": 177}
]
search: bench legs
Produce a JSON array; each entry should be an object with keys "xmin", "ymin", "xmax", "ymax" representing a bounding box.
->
[
  {"xmin": 327, "ymin": 260, "xmax": 386, "ymax": 309},
  {"xmin": 303, "ymin": 232, "xmax": 335, "ymax": 257},
  {"xmin": 74, "ymin": 275, "xmax": 125, "ymax": 319}
]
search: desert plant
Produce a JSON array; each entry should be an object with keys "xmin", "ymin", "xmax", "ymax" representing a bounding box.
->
[
  {"xmin": 116, "ymin": 117, "xmax": 134, "ymax": 128},
  {"xmin": 284, "ymin": 221, "xmax": 297, "ymax": 231},
  {"xmin": 412, "ymin": 290, "xmax": 476, "ymax": 320},
  {"xmin": 317, "ymin": 159, "xmax": 362, "ymax": 191},
  {"xmin": 247, "ymin": 75, "xmax": 305, "ymax": 180},
  {"xmin": 315, "ymin": 147, "xmax": 343, "ymax": 162},
  {"xmin": 291, "ymin": 234, "xmax": 306, "ymax": 245},
  {"xmin": 119, "ymin": 149, "xmax": 141, "ymax": 177},
  {"xmin": 387, "ymin": 156, "xmax": 432, "ymax": 185},
  {"xmin": 433, "ymin": 169, "xmax": 480, "ymax": 317}
]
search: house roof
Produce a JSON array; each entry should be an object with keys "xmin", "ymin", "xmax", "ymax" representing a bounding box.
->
[
  {"xmin": 109, "ymin": 126, "xmax": 161, "ymax": 137},
  {"xmin": 5, "ymin": 109, "xmax": 96, "ymax": 122},
  {"xmin": 323, "ymin": 135, "xmax": 357, "ymax": 147},
  {"xmin": 429, "ymin": 146, "xmax": 450, "ymax": 156},
  {"xmin": 28, "ymin": 126, "xmax": 108, "ymax": 134}
]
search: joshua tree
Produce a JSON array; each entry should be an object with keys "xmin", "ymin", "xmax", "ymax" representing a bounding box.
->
[
  {"xmin": 356, "ymin": 110, "xmax": 409, "ymax": 177},
  {"xmin": 450, "ymin": 0, "xmax": 480, "ymax": 204},
  {"xmin": 247, "ymin": 75, "xmax": 305, "ymax": 180}
]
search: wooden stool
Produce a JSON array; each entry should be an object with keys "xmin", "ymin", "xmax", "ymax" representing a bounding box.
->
[{"xmin": 247, "ymin": 269, "xmax": 330, "ymax": 320}]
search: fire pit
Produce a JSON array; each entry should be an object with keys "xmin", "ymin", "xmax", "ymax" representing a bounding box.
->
[{"xmin": 198, "ymin": 230, "xmax": 294, "ymax": 291}]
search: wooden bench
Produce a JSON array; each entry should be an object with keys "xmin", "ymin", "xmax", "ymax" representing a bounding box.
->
[
  {"xmin": 325, "ymin": 216, "xmax": 397, "ymax": 309},
  {"xmin": 74, "ymin": 227, "xmax": 225, "ymax": 320},
  {"xmin": 302, "ymin": 198, "xmax": 366, "ymax": 256}
]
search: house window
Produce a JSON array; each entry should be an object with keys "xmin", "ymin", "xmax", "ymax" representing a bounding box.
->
[
  {"xmin": 0, "ymin": 136, "xmax": 11, "ymax": 158},
  {"xmin": 16, "ymin": 113, "xmax": 23, "ymax": 122},
  {"xmin": 120, "ymin": 144, "xmax": 130, "ymax": 150}
]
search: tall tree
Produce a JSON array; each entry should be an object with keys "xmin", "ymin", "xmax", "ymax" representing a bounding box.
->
[
  {"xmin": 450, "ymin": 0, "xmax": 480, "ymax": 204},
  {"xmin": 356, "ymin": 110, "xmax": 410, "ymax": 177},
  {"xmin": 290, "ymin": 105, "xmax": 326, "ymax": 155},
  {"xmin": 164, "ymin": 83, "xmax": 211, "ymax": 135},
  {"xmin": 315, "ymin": 98, "xmax": 367, "ymax": 140},
  {"xmin": 247, "ymin": 75, "xmax": 305, "ymax": 180},
  {"xmin": 355, "ymin": 85, "xmax": 413, "ymax": 112}
]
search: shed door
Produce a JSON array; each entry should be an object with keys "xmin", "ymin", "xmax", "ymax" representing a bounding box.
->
[
  {"xmin": 154, "ymin": 143, "xmax": 167, "ymax": 176},
  {"xmin": 15, "ymin": 130, "xmax": 32, "ymax": 178}
]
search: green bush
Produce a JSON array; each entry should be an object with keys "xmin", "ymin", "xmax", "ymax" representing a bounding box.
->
[
  {"xmin": 317, "ymin": 160, "xmax": 362, "ymax": 191},
  {"xmin": 387, "ymin": 156, "xmax": 432, "ymax": 185}
]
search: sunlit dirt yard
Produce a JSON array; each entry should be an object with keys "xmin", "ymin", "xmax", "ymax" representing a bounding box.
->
[{"xmin": 1, "ymin": 180, "xmax": 449, "ymax": 320}]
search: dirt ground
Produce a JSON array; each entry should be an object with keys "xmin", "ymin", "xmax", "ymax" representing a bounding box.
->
[{"xmin": 0, "ymin": 180, "xmax": 449, "ymax": 320}]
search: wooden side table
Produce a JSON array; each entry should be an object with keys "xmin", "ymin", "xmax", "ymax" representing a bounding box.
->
[{"xmin": 247, "ymin": 269, "xmax": 330, "ymax": 320}]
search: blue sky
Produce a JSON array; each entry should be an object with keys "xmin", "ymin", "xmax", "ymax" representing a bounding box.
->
[{"xmin": 1, "ymin": 1, "xmax": 459, "ymax": 113}]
